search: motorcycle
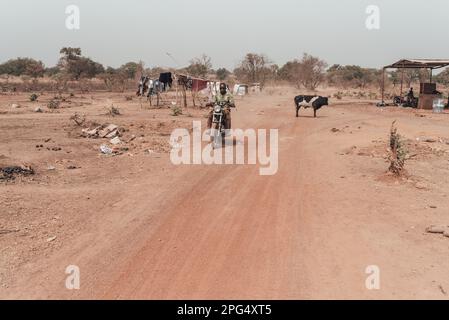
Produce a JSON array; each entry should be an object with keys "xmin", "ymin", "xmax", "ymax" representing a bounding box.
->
[
  {"xmin": 393, "ymin": 95, "xmax": 418, "ymax": 108},
  {"xmin": 210, "ymin": 100, "xmax": 230, "ymax": 149}
]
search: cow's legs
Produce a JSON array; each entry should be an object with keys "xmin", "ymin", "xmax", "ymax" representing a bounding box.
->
[
  {"xmin": 296, "ymin": 106, "xmax": 299, "ymax": 117},
  {"xmin": 314, "ymin": 108, "xmax": 317, "ymax": 118}
]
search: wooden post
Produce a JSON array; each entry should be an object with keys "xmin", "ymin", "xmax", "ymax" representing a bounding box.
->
[
  {"xmin": 192, "ymin": 91, "xmax": 196, "ymax": 108},
  {"xmin": 400, "ymin": 66, "xmax": 404, "ymax": 97},
  {"xmin": 175, "ymin": 75, "xmax": 179, "ymax": 107},
  {"xmin": 182, "ymin": 84, "xmax": 187, "ymax": 109},
  {"xmin": 381, "ymin": 67, "xmax": 385, "ymax": 103}
]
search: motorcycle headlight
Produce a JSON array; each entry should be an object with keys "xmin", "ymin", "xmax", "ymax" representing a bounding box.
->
[{"xmin": 214, "ymin": 105, "xmax": 221, "ymax": 113}]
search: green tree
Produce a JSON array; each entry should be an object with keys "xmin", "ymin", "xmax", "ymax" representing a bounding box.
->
[
  {"xmin": 435, "ymin": 67, "xmax": 449, "ymax": 85},
  {"xmin": 279, "ymin": 53, "xmax": 327, "ymax": 90},
  {"xmin": 45, "ymin": 66, "xmax": 61, "ymax": 77},
  {"xmin": 0, "ymin": 58, "xmax": 45, "ymax": 77},
  {"xmin": 58, "ymin": 47, "xmax": 104, "ymax": 80},
  {"xmin": 326, "ymin": 64, "xmax": 381, "ymax": 89},
  {"xmin": 119, "ymin": 61, "xmax": 144, "ymax": 79},
  {"xmin": 216, "ymin": 68, "xmax": 230, "ymax": 81}
]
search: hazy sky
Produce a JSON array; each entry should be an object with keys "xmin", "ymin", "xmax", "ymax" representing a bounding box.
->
[{"xmin": 1, "ymin": 0, "xmax": 448, "ymax": 70}]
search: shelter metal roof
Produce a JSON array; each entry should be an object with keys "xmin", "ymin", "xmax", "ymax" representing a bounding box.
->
[{"xmin": 384, "ymin": 59, "xmax": 449, "ymax": 69}]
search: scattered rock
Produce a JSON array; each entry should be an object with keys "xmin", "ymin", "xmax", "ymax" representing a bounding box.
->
[
  {"xmin": 429, "ymin": 205, "xmax": 437, "ymax": 209},
  {"xmin": 0, "ymin": 165, "xmax": 34, "ymax": 180},
  {"xmin": 422, "ymin": 137, "xmax": 437, "ymax": 143},
  {"xmin": 426, "ymin": 225, "xmax": 447, "ymax": 234},
  {"xmin": 46, "ymin": 236, "xmax": 57, "ymax": 242},
  {"xmin": 47, "ymin": 166, "xmax": 56, "ymax": 171},
  {"xmin": 82, "ymin": 126, "xmax": 102, "ymax": 138},
  {"xmin": 415, "ymin": 182, "xmax": 429, "ymax": 190},
  {"xmin": 82, "ymin": 123, "xmax": 121, "ymax": 139},
  {"xmin": 110, "ymin": 137, "xmax": 121, "ymax": 145},
  {"xmin": 99, "ymin": 124, "xmax": 118, "ymax": 138},
  {"xmin": 331, "ymin": 128, "xmax": 340, "ymax": 133},
  {"xmin": 11, "ymin": 103, "xmax": 20, "ymax": 109},
  {"xmin": 0, "ymin": 229, "xmax": 20, "ymax": 235},
  {"xmin": 100, "ymin": 145, "xmax": 113, "ymax": 155},
  {"xmin": 34, "ymin": 107, "xmax": 43, "ymax": 113},
  {"xmin": 105, "ymin": 130, "xmax": 118, "ymax": 139}
]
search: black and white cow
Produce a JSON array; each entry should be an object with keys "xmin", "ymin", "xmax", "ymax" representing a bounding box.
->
[{"xmin": 294, "ymin": 95, "xmax": 329, "ymax": 118}]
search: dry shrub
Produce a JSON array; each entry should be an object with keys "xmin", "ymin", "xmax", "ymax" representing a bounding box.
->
[
  {"xmin": 29, "ymin": 93, "xmax": 38, "ymax": 101},
  {"xmin": 47, "ymin": 99, "xmax": 61, "ymax": 109},
  {"xmin": 171, "ymin": 104, "xmax": 182, "ymax": 116},
  {"xmin": 333, "ymin": 91, "xmax": 343, "ymax": 100},
  {"xmin": 105, "ymin": 104, "xmax": 121, "ymax": 116},
  {"xmin": 70, "ymin": 112, "xmax": 86, "ymax": 126},
  {"xmin": 389, "ymin": 121, "xmax": 407, "ymax": 175}
]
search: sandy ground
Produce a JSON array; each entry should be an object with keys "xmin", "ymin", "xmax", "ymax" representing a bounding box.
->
[{"xmin": 1, "ymin": 87, "xmax": 449, "ymax": 299}]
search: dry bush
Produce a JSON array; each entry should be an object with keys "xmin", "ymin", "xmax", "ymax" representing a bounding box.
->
[
  {"xmin": 171, "ymin": 104, "xmax": 182, "ymax": 116},
  {"xmin": 47, "ymin": 99, "xmax": 61, "ymax": 109},
  {"xmin": 333, "ymin": 91, "xmax": 343, "ymax": 100},
  {"xmin": 29, "ymin": 93, "xmax": 38, "ymax": 101},
  {"xmin": 105, "ymin": 104, "xmax": 121, "ymax": 117},
  {"xmin": 70, "ymin": 112, "xmax": 86, "ymax": 126},
  {"xmin": 389, "ymin": 121, "xmax": 407, "ymax": 176}
]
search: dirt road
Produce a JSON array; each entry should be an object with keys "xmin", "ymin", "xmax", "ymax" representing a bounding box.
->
[{"xmin": 1, "ymin": 89, "xmax": 449, "ymax": 299}]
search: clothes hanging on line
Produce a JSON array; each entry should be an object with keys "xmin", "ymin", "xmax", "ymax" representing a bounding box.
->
[
  {"xmin": 191, "ymin": 79, "xmax": 208, "ymax": 92},
  {"xmin": 137, "ymin": 76, "xmax": 150, "ymax": 96},
  {"xmin": 147, "ymin": 79, "xmax": 164, "ymax": 96},
  {"xmin": 159, "ymin": 72, "xmax": 173, "ymax": 91}
]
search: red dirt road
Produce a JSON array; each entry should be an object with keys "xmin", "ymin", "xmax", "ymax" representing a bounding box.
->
[{"xmin": 2, "ymin": 90, "xmax": 449, "ymax": 299}]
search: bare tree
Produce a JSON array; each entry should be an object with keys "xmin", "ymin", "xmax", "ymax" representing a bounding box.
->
[
  {"xmin": 296, "ymin": 53, "xmax": 327, "ymax": 90},
  {"xmin": 186, "ymin": 54, "xmax": 212, "ymax": 78},
  {"xmin": 234, "ymin": 53, "xmax": 272, "ymax": 88},
  {"xmin": 278, "ymin": 53, "xmax": 327, "ymax": 90}
]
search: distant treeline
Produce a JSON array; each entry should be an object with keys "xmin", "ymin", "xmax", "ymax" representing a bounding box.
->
[{"xmin": 1, "ymin": 48, "xmax": 449, "ymax": 92}]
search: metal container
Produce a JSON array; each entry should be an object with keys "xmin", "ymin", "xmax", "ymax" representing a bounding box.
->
[{"xmin": 433, "ymin": 98, "xmax": 445, "ymax": 113}]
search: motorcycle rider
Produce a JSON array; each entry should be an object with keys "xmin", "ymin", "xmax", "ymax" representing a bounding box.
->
[{"xmin": 206, "ymin": 83, "xmax": 235, "ymax": 130}]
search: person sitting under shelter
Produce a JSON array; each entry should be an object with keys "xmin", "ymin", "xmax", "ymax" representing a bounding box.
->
[{"xmin": 407, "ymin": 87, "xmax": 414, "ymax": 101}]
